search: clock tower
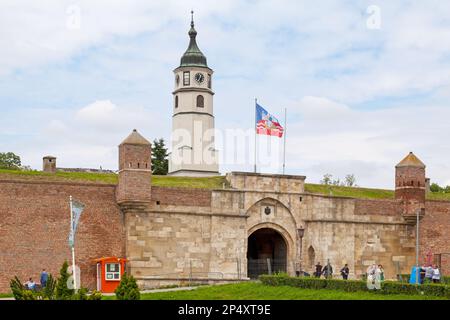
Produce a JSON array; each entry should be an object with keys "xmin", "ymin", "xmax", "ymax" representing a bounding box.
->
[{"xmin": 168, "ymin": 13, "xmax": 219, "ymax": 176}]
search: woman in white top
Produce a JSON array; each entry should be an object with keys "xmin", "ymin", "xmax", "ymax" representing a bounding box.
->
[{"xmin": 432, "ymin": 265, "xmax": 441, "ymax": 283}]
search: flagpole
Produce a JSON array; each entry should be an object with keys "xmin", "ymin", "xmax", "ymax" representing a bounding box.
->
[
  {"xmin": 254, "ymin": 98, "xmax": 257, "ymax": 173},
  {"xmin": 69, "ymin": 195, "xmax": 77, "ymax": 291},
  {"xmin": 282, "ymin": 107, "xmax": 287, "ymax": 174}
]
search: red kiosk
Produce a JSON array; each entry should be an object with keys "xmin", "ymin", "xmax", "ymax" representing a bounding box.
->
[{"xmin": 93, "ymin": 257, "xmax": 127, "ymax": 293}]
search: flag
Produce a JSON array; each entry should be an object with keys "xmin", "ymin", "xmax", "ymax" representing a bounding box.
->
[
  {"xmin": 256, "ymin": 103, "xmax": 284, "ymax": 138},
  {"xmin": 68, "ymin": 198, "xmax": 85, "ymax": 248}
]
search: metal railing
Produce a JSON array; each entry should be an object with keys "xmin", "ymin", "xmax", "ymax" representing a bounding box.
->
[{"xmin": 247, "ymin": 258, "xmax": 287, "ymax": 279}]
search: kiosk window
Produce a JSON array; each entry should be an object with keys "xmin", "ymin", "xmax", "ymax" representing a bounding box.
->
[{"xmin": 105, "ymin": 263, "xmax": 121, "ymax": 281}]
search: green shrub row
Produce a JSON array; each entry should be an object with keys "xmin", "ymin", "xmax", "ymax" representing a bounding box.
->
[
  {"xmin": 259, "ymin": 274, "xmax": 450, "ymax": 298},
  {"xmin": 10, "ymin": 261, "xmax": 103, "ymax": 300},
  {"xmin": 397, "ymin": 274, "xmax": 450, "ymax": 285}
]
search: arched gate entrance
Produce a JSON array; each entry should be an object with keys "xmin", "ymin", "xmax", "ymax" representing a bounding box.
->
[{"xmin": 247, "ymin": 228, "xmax": 287, "ymax": 279}]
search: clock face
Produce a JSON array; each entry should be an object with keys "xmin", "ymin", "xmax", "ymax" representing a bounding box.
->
[{"xmin": 195, "ymin": 73, "xmax": 205, "ymax": 84}]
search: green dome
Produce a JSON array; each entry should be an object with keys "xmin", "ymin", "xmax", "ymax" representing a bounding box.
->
[{"xmin": 180, "ymin": 17, "xmax": 208, "ymax": 68}]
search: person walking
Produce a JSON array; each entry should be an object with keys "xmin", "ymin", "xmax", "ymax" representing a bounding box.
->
[
  {"xmin": 340, "ymin": 264, "xmax": 350, "ymax": 280},
  {"xmin": 378, "ymin": 264, "xmax": 385, "ymax": 282},
  {"xmin": 314, "ymin": 262, "xmax": 323, "ymax": 278},
  {"xmin": 366, "ymin": 265, "xmax": 376, "ymax": 290},
  {"xmin": 420, "ymin": 265, "xmax": 427, "ymax": 284},
  {"xmin": 424, "ymin": 264, "xmax": 433, "ymax": 283},
  {"xmin": 40, "ymin": 269, "xmax": 48, "ymax": 288},
  {"xmin": 323, "ymin": 261, "xmax": 333, "ymax": 279},
  {"xmin": 374, "ymin": 265, "xmax": 382, "ymax": 290},
  {"xmin": 432, "ymin": 265, "xmax": 441, "ymax": 283}
]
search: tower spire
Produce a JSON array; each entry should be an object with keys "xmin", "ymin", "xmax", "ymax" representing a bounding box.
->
[{"xmin": 179, "ymin": 10, "xmax": 208, "ymax": 67}]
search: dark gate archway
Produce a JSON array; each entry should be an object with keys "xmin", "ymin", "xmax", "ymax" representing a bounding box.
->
[{"xmin": 247, "ymin": 228, "xmax": 287, "ymax": 279}]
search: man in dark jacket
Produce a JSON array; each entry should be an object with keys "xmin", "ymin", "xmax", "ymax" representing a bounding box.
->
[
  {"xmin": 340, "ymin": 264, "xmax": 350, "ymax": 280},
  {"xmin": 323, "ymin": 261, "xmax": 333, "ymax": 279},
  {"xmin": 314, "ymin": 262, "xmax": 323, "ymax": 278}
]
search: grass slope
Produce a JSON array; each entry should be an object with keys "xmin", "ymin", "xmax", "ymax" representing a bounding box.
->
[
  {"xmin": 304, "ymin": 183, "xmax": 394, "ymax": 199},
  {"xmin": 107, "ymin": 282, "xmax": 446, "ymax": 300},
  {"xmin": 1, "ymin": 169, "xmax": 450, "ymax": 200}
]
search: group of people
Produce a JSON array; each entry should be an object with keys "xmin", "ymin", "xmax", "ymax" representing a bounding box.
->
[
  {"xmin": 366, "ymin": 264, "xmax": 385, "ymax": 289},
  {"xmin": 24, "ymin": 269, "xmax": 48, "ymax": 291},
  {"xmin": 415, "ymin": 264, "xmax": 441, "ymax": 284},
  {"xmin": 314, "ymin": 262, "xmax": 351, "ymax": 280}
]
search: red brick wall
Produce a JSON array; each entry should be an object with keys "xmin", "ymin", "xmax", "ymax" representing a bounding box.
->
[
  {"xmin": 0, "ymin": 180, "xmax": 125, "ymax": 293},
  {"xmin": 354, "ymin": 199, "xmax": 401, "ymax": 216},
  {"xmin": 116, "ymin": 170, "xmax": 152, "ymax": 203},
  {"xmin": 151, "ymin": 186, "xmax": 211, "ymax": 207},
  {"xmin": 117, "ymin": 142, "xmax": 152, "ymax": 203},
  {"xmin": 119, "ymin": 144, "xmax": 151, "ymax": 171},
  {"xmin": 395, "ymin": 166, "xmax": 426, "ymax": 202},
  {"xmin": 421, "ymin": 200, "xmax": 450, "ymax": 275}
]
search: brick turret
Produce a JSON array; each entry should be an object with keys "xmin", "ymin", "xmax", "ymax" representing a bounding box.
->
[
  {"xmin": 395, "ymin": 152, "xmax": 426, "ymax": 224},
  {"xmin": 116, "ymin": 129, "xmax": 152, "ymax": 204}
]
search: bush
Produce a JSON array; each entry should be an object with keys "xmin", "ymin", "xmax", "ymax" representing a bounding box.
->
[
  {"xmin": 88, "ymin": 290, "xmax": 103, "ymax": 300},
  {"xmin": 42, "ymin": 274, "xmax": 57, "ymax": 300},
  {"xmin": 10, "ymin": 276, "xmax": 26, "ymax": 300},
  {"xmin": 115, "ymin": 273, "xmax": 140, "ymax": 300},
  {"xmin": 9, "ymin": 262, "xmax": 102, "ymax": 300},
  {"xmin": 73, "ymin": 287, "xmax": 89, "ymax": 300},
  {"xmin": 259, "ymin": 275, "xmax": 450, "ymax": 298},
  {"xmin": 56, "ymin": 261, "xmax": 74, "ymax": 300}
]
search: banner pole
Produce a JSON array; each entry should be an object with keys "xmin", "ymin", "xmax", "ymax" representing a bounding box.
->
[
  {"xmin": 254, "ymin": 98, "xmax": 257, "ymax": 173},
  {"xmin": 282, "ymin": 107, "xmax": 287, "ymax": 175},
  {"xmin": 69, "ymin": 195, "xmax": 77, "ymax": 291}
]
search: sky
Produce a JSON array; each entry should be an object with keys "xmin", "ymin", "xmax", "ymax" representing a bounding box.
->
[{"xmin": 1, "ymin": 0, "xmax": 450, "ymax": 188}]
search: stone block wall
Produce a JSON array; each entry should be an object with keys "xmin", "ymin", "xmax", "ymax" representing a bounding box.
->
[{"xmin": 226, "ymin": 172, "xmax": 305, "ymax": 193}]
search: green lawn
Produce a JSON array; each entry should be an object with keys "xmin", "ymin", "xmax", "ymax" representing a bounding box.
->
[
  {"xmin": 304, "ymin": 183, "xmax": 395, "ymax": 199},
  {"xmin": 152, "ymin": 175, "xmax": 227, "ymax": 189},
  {"xmin": 1, "ymin": 169, "xmax": 450, "ymax": 201},
  {"xmin": 103, "ymin": 282, "xmax": 447, "ymax": 300},
  {"xmin": 0, "ymin": 293, "xmax": 13, "ymax": 298}
]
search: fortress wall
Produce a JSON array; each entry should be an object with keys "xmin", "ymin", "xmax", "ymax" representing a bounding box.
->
[
  {"xmin": 422, "ymin": 201, "xmax": 450, "ymax": 274},
  {"xmin": 226, "ymin": 172, "xmax": 305, "ymax": 193},
  {"xmin": 151, "ymin": 186, "xmax": 211, "ymax": 207},
  {"xmin": 354, "ymin": 199, "xmax": 401, "ymax": 216},
  {"xmin": 301, "ymin": 194, "xmax": 415, "ymax": 279},
  {"xmin": 0, "ymin": 180, "xmax": 125, "ymax": 293},
  {"xmin": 125, "ymin": 210, "xmax": 247, "ymax": 289}
]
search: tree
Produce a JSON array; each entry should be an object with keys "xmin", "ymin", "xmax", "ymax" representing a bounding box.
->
[
  {"xmin": 430, "ymin": 183, "xmax": 442, "ymax": 193},
  {"xmin": 332, "ymin": 178, "xmax": 342, "ymax": 186},
  {"xmin": 345, "ymin": 174, "xmax": 356, "ymax": 187},
  {"xmin": 115, "ymin": 273, "xmax": 140, "ymax": 300},
  {"xmin": 429, "ymin": 183, "xmax": 450, "ymax": 193},
  {"xmin": 55, "ymin": 261, "xmax": 74, "ymax": 300},
  {"xmin": 0, "ymin": 152, "xmax": 21, "ymax": 170},
  {"xmin": 320, "ymin": 174, "xmax": 333, "ymax": 185},
  {"xmin": 151, "ymin": 138, "xmax": 169, "ymax": 175}
]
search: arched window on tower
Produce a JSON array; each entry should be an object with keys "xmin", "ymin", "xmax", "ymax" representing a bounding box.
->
[
  {"xmin": 175, "ymin": 95, "xmax": 179, "ymax": 108},
  {"xmin": 197, "ymin": 95, "xmax": 204, "ymax": 108}
]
